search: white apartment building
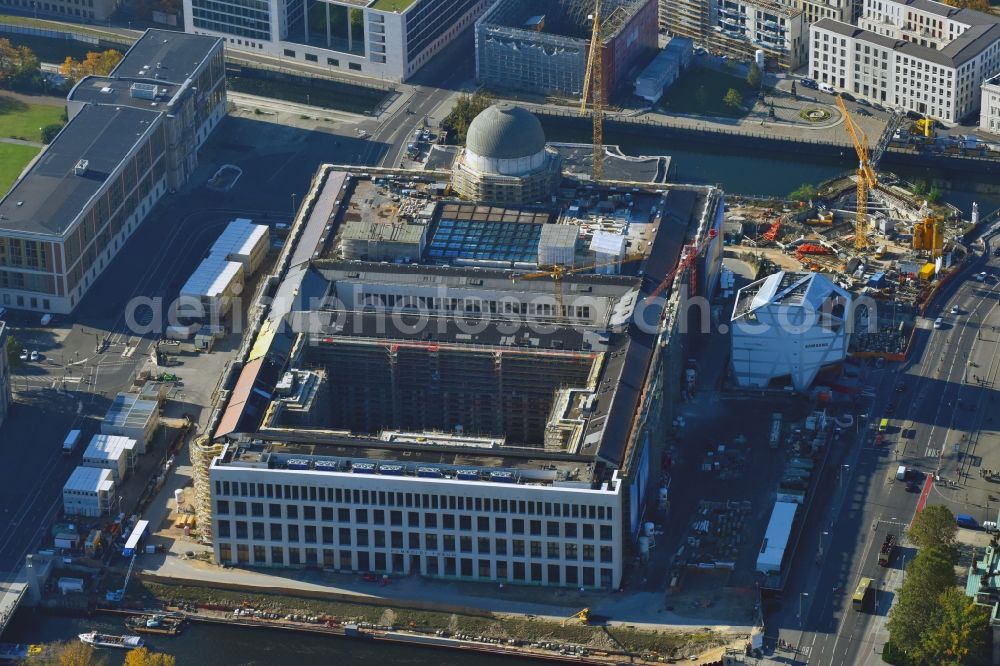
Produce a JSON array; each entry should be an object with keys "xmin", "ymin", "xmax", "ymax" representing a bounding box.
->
[
  {"xmin": 713, "ymin": 0, "xmax": 807, "ymax": 69},
  {"xmin": 981, "ymin": 73, "xmax": 1000, "ymax": 134},
  {"xmin": 211, "ymin": 446, "xmax": 625, "ymax": 589},
  {"xmin": 809, "ymin": 0, "xmax": 1000, "ymax": 123},
  {"xmin": 798, "ymin": 0, "xmax": 857, "ymax": 26},
  {"xmin": 184, "ymin": 0, "xmax": 491, "ymax": 82}
]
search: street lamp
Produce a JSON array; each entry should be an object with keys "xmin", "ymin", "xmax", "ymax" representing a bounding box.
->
[
  {"xmin": 290, "ymin": 193, "xmax": 298, "ymax": 219},
  {"xmin": 799, "ymin": 592, "xmax": 809, "ymax": 627}
]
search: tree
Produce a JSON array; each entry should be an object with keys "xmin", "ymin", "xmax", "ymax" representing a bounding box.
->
[
  {"xmin": 41, "ymin": 123, "xmax": 62, "ymax": 144},
  {"xmin": 942, "ymin": 0, "xmax": 990, "ymax": 10},
  {"xmin": 908, "ymin": 505, "xmax": 958, "ymax": 557},
  {"xmin": 58, "ymin": 50, "xmax": 123, "ymax": 81},
  {"xmin": 123, "ymin": 647, "xmax": 176, "ymax": 666},
  {"xmin": 723, "ymin": 88, "xmax": 743, "ymax": 108},
  {"xmin": 747, "ymin": 62, "xmax": 762, "ymax": 89},
  {"xmin": 0, "ymin": 39, "xmax": 41, "ymax": 90},
  {"xmin": 912, "ymin": 587, "xmax": 990, "ymax": 666},
  {"xmin": 887, "ymin": 546, "xmax": 959, "ymax": 655},
  {"xmin": 442, "ymin": 91, "xmax": 495, "ymax": 144},
  {"xmin": 26, "ymin": 641, "xmax": 107, "ymax": 666},
  {"xmin": 5, "ymin": 331, "xmax": 19, "ymax": 367},
  {"xmin": 927, "ymin": 185, "xmax": 943, "ymax": 204},
  {"xmin": 694, "ymin": 84, "xmax": 708, "ymax": 108},
  {"xmin": 789, "ymin": 183, "xmax": 817, "ymax": 202}
]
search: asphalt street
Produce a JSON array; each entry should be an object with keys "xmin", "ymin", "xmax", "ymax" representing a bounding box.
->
[{"xmin": 762, "ymin": 241, "xmax": 1000, "ymax": 665}]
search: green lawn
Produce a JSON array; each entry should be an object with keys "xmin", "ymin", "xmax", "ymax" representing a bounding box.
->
[
  {"xmin": 658, "ymin": 65, "xmax": 757, "ymax": 118},
  {"xmin": 0, "ymin": 96, "xmax": 64, "ymax": 142},
  {"xmin": 369, "ymin": 0, "xmax": 417, "ymax": 11},
  {"xmin": 0, "ymin": 142, "xmax": 40, "ymax": 194}
]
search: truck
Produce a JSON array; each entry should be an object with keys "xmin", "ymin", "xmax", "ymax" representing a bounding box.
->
[
  {"xmin": 878, "ymin": 534, "xmax": 896, "ymax": 566},
  {"xmin": 62, "ymin": 429, "xmax": 81, "ymax": 455}
]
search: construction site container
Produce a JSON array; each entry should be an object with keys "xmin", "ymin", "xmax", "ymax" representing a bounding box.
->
[
  {"xmin": 756, "ymin": 501, "xmax": 798, "ymax": 575},
  {"xmin": 208, "ymin": 218, "xmax": 270, "ymax": 276},
  {"xmin": 57, "ymin": 577, "xmax": 84, "ymax": 594},
  {"xmin": 919, "ymin": 263, "xmax": 935, "ymax": 281}
]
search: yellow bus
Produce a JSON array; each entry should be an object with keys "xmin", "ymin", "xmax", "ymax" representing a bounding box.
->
[
  {"xmin": 879, "ymin": 418, "xmax": 889, "ymax": 433},
  {"xmin": 852, "ymin": 577, "xmax": 873, "ymax": 611}
]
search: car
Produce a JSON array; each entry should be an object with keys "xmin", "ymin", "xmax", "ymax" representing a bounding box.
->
[
  {"xmin": 872, "ymin": 102, "xmax": 885, "ymax": 111},
  {"xmin": 19, "ymin": 349, "xmax": 27, "ymax": 361},
  {"xmin": 976, "ymin": 271, "xmax": 989, "ymax": 282},
  {"xmin": 985, "ymin": 521, "xmax": 999, "ymax": 534},
  {"xmin": 839, "ymin": 92, "xmax": 856, "ymax": 101},
  {"xmin": 856, "ymin": 108, "xmax": 873, "ymax": 117},
  {"xmin": 951, "ymin": 305, "xmax": 961, "ymax": 315},
  {"xmin": 361, "ymin": 572, "xmax": 379, "ymax": 582},
  {"xmin": 905, "ymin": 110, "xmax": 922, "ymax": 120},
  {"xmin": 934, "ymin": 317, "xmax": 944, "ymax": 329},
  {"xmin": 819, "ymin": 83, "xmax": 836, "ymax": 94},
  {"xmin": 29, "ymin": 350, "xmax": 39, "ymax": 361},
  {"xmin": 905, "ymin": 480, "xmax": 919, "ymax": 492},
  {"xmin": 694, "ymin": 47, "xmax": 708, "ymax": 55},
  {"xmin": 857, "ymin": 98, "xmax": 872, "ymax": 107},
  {"xmin": 800, "ymin": 77, "xmax": 817, "ymax": 87}
]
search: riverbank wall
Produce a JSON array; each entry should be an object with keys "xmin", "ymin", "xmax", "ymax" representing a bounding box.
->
[{"xmin": 535, "ymin": 110, "xmax": 1000, "ymax": 177}]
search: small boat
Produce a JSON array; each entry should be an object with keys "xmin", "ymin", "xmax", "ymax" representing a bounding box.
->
[
  {"xmin": 125, "ymin": 614, "xmax": 185, "ymax": 636},
  {"xmin": 77, "ymin": 633, "xmax": 143, "ymax": 649},
  {"xmin": 0, "ymin": 643, "xmax": 43, "ymax": 662}
]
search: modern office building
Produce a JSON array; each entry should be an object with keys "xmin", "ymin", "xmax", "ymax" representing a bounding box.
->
[
  {"xmin": 0, "ymin": 320, "xmax": 9, "ymax": 428},
  {"xmin": 730, "ymin": 271, "xmax": 851, "ymax": 391},
  {"xmin": 981, "ymin": 73, "xmax": 1000, "ymax": 134},
  {"xmin": 475, "ymin": 0, "xmax": 658, "ymax": 97},
  {"xmin": 204, "ymin": 157, "xmax": 725, "ymax": 588},
  {"xmin": 0, "ymin": 30, "xmax": 225, "ymax": 315},
  {"xmin": 185, "ymin": 0, "xmax": 491, "ymax": 82},
  {"xmin": 451, "ymin": 104, "xmax": 562, "ymax": 204},
  {"xmin": 809, "ymin": 0, "xmax": 1000, "ymax": 123},
  {"xmin": 0, "ymin": 0, "xmax": 116, "ymax": 22}
]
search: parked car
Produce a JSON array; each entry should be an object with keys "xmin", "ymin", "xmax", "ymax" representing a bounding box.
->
[
  {"xmin": 800, "ymin": 78, "xmax": 818, "ymax": 88},
  {"xmin": 951, "ymin": 305, "xmax": 961, "ymax": 315},
  {"xmin": 957, "ymin": 514, "xmax": 978, "ymax": 529},
  {"xmin": 857, "ymin": 98, "xmax": 872, "ymax": 106},
  {"xmin": 976, "ymin": 271, "xmax": 989, "ymax": 282},
  {"xmin": 839, "ymin": 92, "xmax": 856, "ymax": 101},
  {"xmin": 819, "ymin": 83, "xmax": 836, "ymax": 94},
  {"xmin": 984, "ymin": 521, "xmax": 998, "ymax": 534},
  {"xmin": 856, "ymin": 108, "xmax": 873, "ymax": 117},
  {"xmin": 934, "ymin": 317, "xmax": 944, "ymax": 329},
  {"xmin": 872, "ymin": 102, "xmax": 885, "ymax": 111},
  {"xmin": 19, "ymin": 349, "xmax": 28, "ymax": 361},
  {"xmin": 29, "ymin": 350, "xmax": 39, "ymax": 361}
]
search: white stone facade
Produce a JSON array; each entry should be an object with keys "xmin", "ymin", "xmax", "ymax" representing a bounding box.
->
[
  {"xmin": 808, "ymin": 0, "xmax": 1000, "ymax": 123},
  {"xmin": 211, "ymin": 455, "xmax": 625, "ymax": 589},
  {"xmin": 981, "ymin": 74, "xmax": 1000, "ymax": 134}
]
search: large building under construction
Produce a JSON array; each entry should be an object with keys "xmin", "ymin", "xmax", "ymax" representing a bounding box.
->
[
  {"xmin": 197, "ymin": 107, "xmax": 724, "ymax": 589},
  {"xmin": 475, "ymin": 0, "xmax": 658, "ymax": 97}
]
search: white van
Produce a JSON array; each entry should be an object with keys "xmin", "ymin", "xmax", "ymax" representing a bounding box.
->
[
  {"xmin": 896, "ymin": 465, "xmax": 907, "ymax": 481},
  {"xmin": 819, "ymin": 83, "xmax": 836, "ymax": 94}
]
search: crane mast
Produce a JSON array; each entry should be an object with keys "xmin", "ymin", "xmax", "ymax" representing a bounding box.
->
[
  {"xmin": 836, "ymin": 95, "xmax": 876, "ymax": 250},
  {"xmin": 580, "ymin": 0, "xmax": 604, "ymax": 181}
]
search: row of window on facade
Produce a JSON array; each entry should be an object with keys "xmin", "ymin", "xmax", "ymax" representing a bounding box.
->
[
  {"xmin": 214, "ymin": 483, "xmax": 615, "ymax": 521},
  {"xmin": 215, "ymin": 522, "xmax": 616, "ymax": 562},
  {"xmin": 216, "ymin": 543, "xmax": 615, "ymax": 586}
]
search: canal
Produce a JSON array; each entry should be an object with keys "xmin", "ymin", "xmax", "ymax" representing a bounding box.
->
[
  {"xmin": 2, "ymin": 612, "xmax": 551, "ymax": 665},
  {"xmin": 542, "ymin": 123, "xmax": 1000, "ymax": 216}
]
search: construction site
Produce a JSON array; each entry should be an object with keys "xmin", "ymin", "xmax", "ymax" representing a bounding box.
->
[
  {"xmin": 474, "ymin": 0, "xmax": 658, "ymax": 98},
  {"xmin": 720, "ymin": 102, "xmax": 977, "ymax": 358}
]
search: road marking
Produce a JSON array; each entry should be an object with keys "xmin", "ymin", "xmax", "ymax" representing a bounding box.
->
[
  {"xmin": 911, "ymin": 475, "xmax": 935, "ymax": 528},
  {"xmin": 925, "ymin": 447, "xmax": 940, "ymax": 457}
]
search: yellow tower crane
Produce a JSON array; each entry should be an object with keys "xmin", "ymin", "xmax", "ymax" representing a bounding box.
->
[
  {"xmin": 518, "ymin": 252, "xmax": 645, "ymax": 323},
  {"xmin": 836, "ymin": 95, "xmax": 877, "ymax": 251},
  {"xmin": 580, "ymin": 0, "xmax": 604, "ymax": 181}
]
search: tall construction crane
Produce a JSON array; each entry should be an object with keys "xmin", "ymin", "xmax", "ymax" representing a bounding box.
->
[
  {"xmin": 580, "ymin": 0, "xmax": 604, "ymax": 181},
  {"xmin": 645, "ymin": 228, "xmax": 718, "ymax": 303},
  {"xmin": 519, "ymin": 252, "xmax": 646, "ymax": 322},
  {"xmin": 836, "ymin": 95, "xmax": 876, "ymax": 250}
]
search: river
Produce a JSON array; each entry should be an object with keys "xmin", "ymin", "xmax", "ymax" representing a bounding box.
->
[
  {"xmin": 543, "ymin": 124, "xmax": 1000, "ymax": 216},
  {"xmin": 1, "ymin": 612, "xmax": 551, "ymax": 665}
]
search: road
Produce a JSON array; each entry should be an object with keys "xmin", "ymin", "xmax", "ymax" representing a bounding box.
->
[{"xmin": 762, "ymin": 241, "xmax": 999, "ymax": 665}]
